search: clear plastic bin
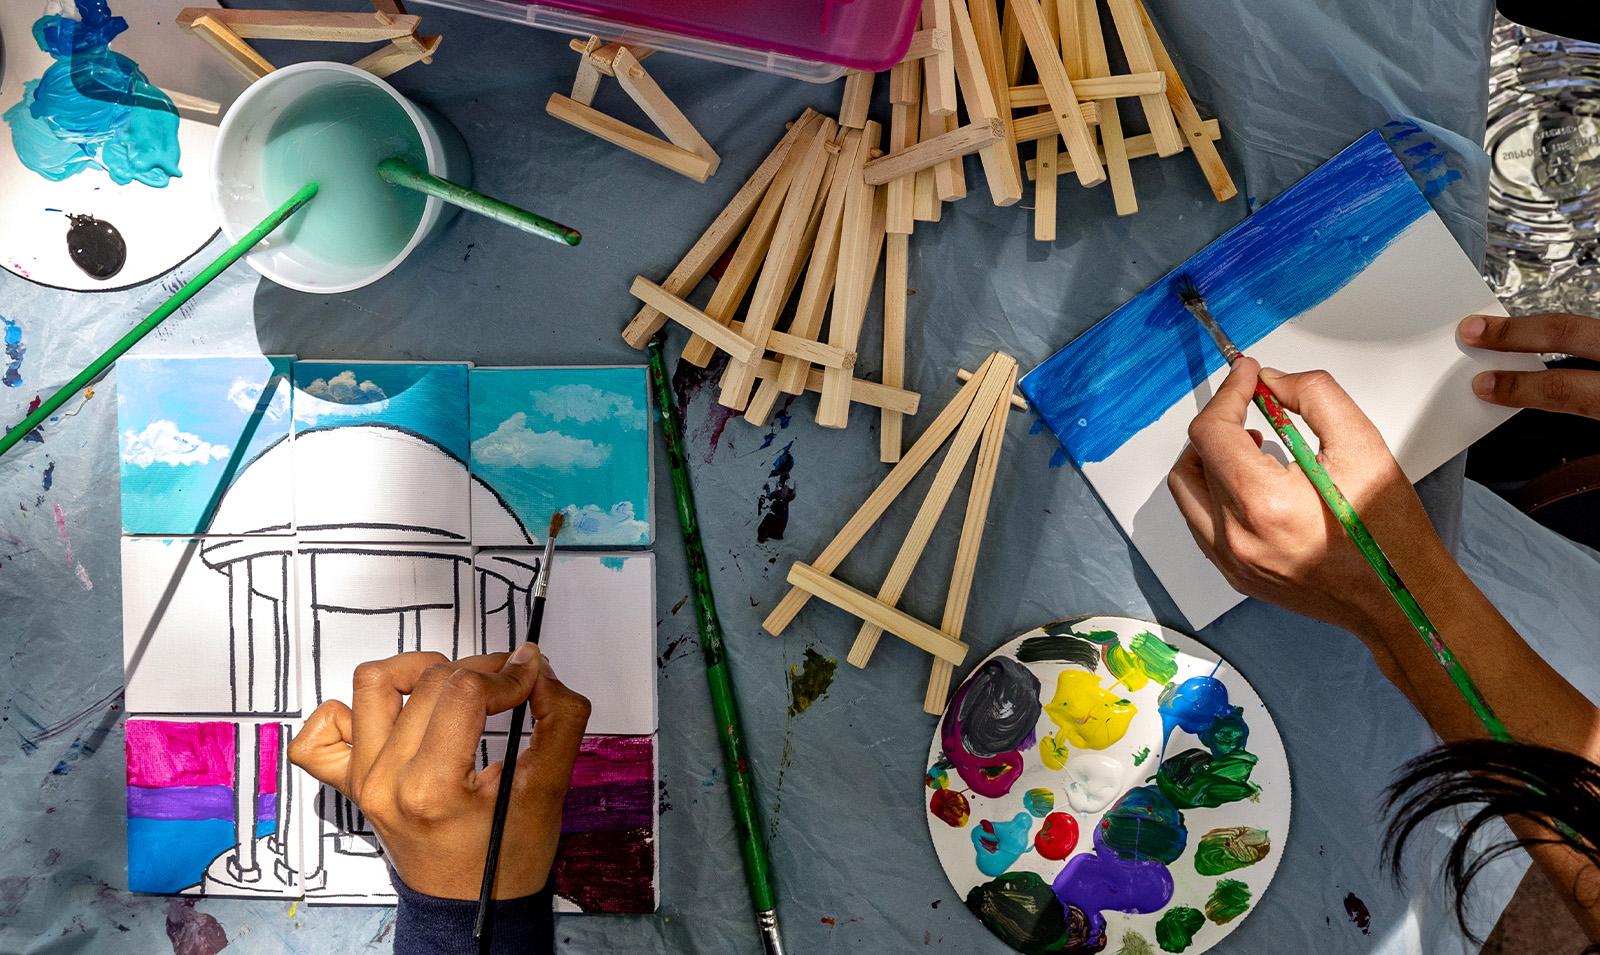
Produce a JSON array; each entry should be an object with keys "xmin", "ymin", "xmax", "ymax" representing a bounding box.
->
[{"xmin": 411, "ymin": 0, "xmax": 921, "ymax": 82}]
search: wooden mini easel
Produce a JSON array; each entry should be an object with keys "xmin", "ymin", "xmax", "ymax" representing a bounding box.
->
[
  {"xmin": 546, "ymin": 36, "xmax": 721, "ymax": 183},
  {"xmin": 177, "ymin": 1, "xmax": 440, "ymax": 81},
  {"xmin": 762, "ymin": 352, "xmax": 1023, "ymax": 715}
]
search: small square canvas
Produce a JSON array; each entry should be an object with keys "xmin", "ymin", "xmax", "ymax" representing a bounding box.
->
[
  {"xmin": 474, "ymin": 552, "xmax": 657, "ymax": 735},
  {"xmin": 122, "ymin": 537, "xmax": 297, "ymax": 715},
  {"xmin": 292, "ymin": 361, "xmax": 471, "ymax": 544},
  {"xmin": 469, "ymin": 367, "xmax": 653, "ymax": 547},
  {"xmin": 1019, "ymin": 131, "xmax": 1545, "ymax": 628},
  {"xmin": 119, "ymin": 356, "xmax": 293, "ymax": 536},
  {"xmin": 126, "ymin": 718, "xmax": 302, "ymax": 898}
]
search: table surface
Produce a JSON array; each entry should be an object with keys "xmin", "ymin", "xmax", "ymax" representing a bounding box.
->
[{"xmin": 3, "ymin": 1, "xmax": 1599, "ymax": 953}]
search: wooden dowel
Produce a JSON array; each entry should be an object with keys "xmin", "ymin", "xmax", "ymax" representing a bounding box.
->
[
  {"xmin": 912, "ymin": 93, "xmax": 942, "ymax": 222},
  {"xmin": 352, "ymin": 34, "xmax": 440, "ymax": 78},
  {"xmin": 1006, "ymin": 72, "xmax": 1165, "ymax": 106},
  {"xmin": 1009, "ymin": 0, "xmax": 1104, "ymax": 187},
  {"xmin": 1105, "ymin": 0, "xmax": 1184, "ymax": 156},
  {"xmin": 1075, "ymin": 0, "xmax": 1136, "ymax": 215},
  {"xmin": 787, "ymin": 563, "xmax": 969, "ymax": 667},
  {"xmin": 885, "ymin": 65, "xmax": 921, "ymax": 235},
  {"xmin": 177, "ymin": 8, "xmax": 420, "ymax": 41},
  {"xmin": 950, "ymin": 0, "xmax": 1023, "ymax": 206},
  {"xmin": 900, "ymin": 28, "xmax": 950, "ymax": 63},
  {"xmin": 862, "ymin": 119, "xmax": 1001, "ymax": 185},
  {"xmin": 958, "ymin": 367, "xmax": 1028, "ymax": 409},
  {"xmin": 1007, "ymin": 102, "xmax": 1101, "ymax": 141},
  {"xmin": 1027, "ymin": 118, "xmax": 1221, "ymax": 178},
  {"xmin": 629, "ymin": 278, "xmax": 761, "ymax": 364},
  {"xmin": 881, "ymin": 232, "xmax": 909, "ymax": 462},
  {"xmin": 546, "ymin": 94, "xmax": 714, "ymax": 181},
  {"xmin": 921, "ymin": 0, "xmax": 958, "ymax": 115},
  {"xmin": 613, "ymin": 48, "xmax": 718, "ymax": 167},
  {"xmin": 184, "ymin": 15, "xmax": 274, "ymax": 81},
  {"xmin": 818, "ymin": 121, "xmax": 884, "ymax": 428},
  {"xmin": 839, "ymin": 70, "xmax": 874, "ymax": 129},
  {"xmin": 1137, "ymin": 0, "xmax": 1237, "ymax": 202}
]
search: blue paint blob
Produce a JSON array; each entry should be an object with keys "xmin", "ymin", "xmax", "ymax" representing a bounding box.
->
[
  {"xmin": 1423, "ymin": 170, "xmax": 1462, "ymax": 199},
  {"xmin": 599, "ymin": 556, "xmax": 625, "ymax": 572},
  {"xmin": 2, "ymin": 318, "xmax": 23, "ymax": 388},
  {"xmin": 3, "ymin": 0, "xmax": 181, "ymax": 187},
  {"xmin": 1157, "ymin": 676, "xmax": 1233, "ymax": 756},
  {"xmin": 972, "ymin": 812, "xmax": 1034, "ymax": 877},
  {"xmin": 41, "ymin": 461, "xmax": 55, "ymax": 492}
]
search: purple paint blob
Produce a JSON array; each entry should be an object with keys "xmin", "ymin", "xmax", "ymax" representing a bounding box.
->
[{"xmin": 1052, "ymin": 824, "xmax": 1175, "ymax": 940}]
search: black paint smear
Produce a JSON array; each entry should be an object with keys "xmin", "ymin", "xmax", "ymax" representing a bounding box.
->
[
  {"xmin": 787, "ymin": 647, "xmax": 838, "ymax": 717},
  {"xmin": 65, "ymin": 214, "xmax": 125, "ymax": 280},
  {"xmin": 958, "ymin": 658, "xmax": 1043, "ymax": 757},
  {"xmin": 756, "ymin": 441, "xmax": 796, "ymax": 543},
  {"xmin": 1016, "ymin": 634, "xmax": 1100, "ymax": 669},
  {"xmin": 1343, "ymin": 892, "xmax": 1371, "ymax": 935},
  {"xmin": 164, "ymin": 899, "xmax": 228, "ymax": 955}
]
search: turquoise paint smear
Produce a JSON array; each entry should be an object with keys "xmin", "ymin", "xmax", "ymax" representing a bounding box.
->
[
  {"xmin": 2, "ymin": 0, "xmax": 181, "ymax": 187},
  {"xmin": 294, "ymin": 361, "xmax": 470, "ymax": 462},
  {"xmin": 1020, "ymin": 132, "xmax": 1431, "ymax": 464},
  {"xmin": 2, "ymin": 318, "xmax": 23, "ymax": 387}
]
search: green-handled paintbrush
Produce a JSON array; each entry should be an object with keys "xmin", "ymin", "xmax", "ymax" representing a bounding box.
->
[
  {"xmin": 1176, "ymin": 277, "xmax": 1512, "ymax": 743},
  {"xmin": 377, "ymin": 158, "xmax": 581, "ymax": 247}
]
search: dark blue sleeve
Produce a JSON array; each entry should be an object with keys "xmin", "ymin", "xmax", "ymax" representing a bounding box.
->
[{"xmin": 391, "ymin": 868, "xmax": 555, "ymax": 955}]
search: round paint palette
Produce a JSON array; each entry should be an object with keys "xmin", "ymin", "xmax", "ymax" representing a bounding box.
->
[{"xmin": 926, "ymin": 616, "xmax": 1291, "ymax": 955}]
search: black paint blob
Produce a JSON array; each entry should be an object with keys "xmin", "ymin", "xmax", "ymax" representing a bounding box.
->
[
  {"xmin": 957, "ymin": 658, "xmax": 1042, "ymax": 757},
  {"xmin": 65, "ymin": 214, "xmax": 126, "ymax": 280}
]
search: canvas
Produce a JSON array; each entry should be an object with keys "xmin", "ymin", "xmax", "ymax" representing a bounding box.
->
[
  {"xmin": 292, "ymin": 361, "xmax": 471, "ymax": 545},
  {"xmin": 118, "ymin": 356, "xmax": 294, "ymax": 536},
  {"xmin": 296, "ymin": 543, "xmax": 476, "ymax": 902},
  {"xmin": 475, "ymin": 551, "xmax": 657, "ymax": 735},
  {"xmin": 472, "ymin": 733, "xmax": 659, "ymax": 915},
  {"xmin": 469, "ymin": 366, "xmax": 653, "ymax": 547},
  {"xmin": 1019, "ymin": 131, "xmax": 1545, "ymax": 628},
  {"xmin": 126, "ymin": 718, "xmax": 304, "ymax": 898},
  {"xmin": 122, "ymin": 537, "xmax": 297, "ymax": 715}
]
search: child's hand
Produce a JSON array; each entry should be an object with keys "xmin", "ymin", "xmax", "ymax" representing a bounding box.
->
[{"xmin": 1460, "ymin": 312, "xmax": 1600, "ymax": 418}]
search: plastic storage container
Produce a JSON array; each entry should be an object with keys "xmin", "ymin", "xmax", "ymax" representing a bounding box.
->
[{"xmin": 411, "ymin": 0, "xmax": 921, "ymax": 82}]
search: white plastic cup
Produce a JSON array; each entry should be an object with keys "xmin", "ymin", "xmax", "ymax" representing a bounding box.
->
[{"xmin": 210, "ymin": 61, "xmax": 470, "ymax": 294}]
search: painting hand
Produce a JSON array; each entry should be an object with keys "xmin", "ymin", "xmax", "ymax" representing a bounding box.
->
[
  {"xmin": 1166, "ymin": 361, "xmax": 1451, "ymax": 638},
  {"xmin": 1460, "ymin": 312, "xmax": 1600, "ymax": 419},
  {"xmin": 288, "ymin": 647, "xmax": 591, "ymax": 900}
]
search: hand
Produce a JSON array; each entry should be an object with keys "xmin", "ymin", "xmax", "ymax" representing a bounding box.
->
[
  {"xmin": 288, "ymin": 646, "xmax": 592, "ymax": 899},
  {"xmin": 1459, "ymin": 312, "xmax": 1600, "ymax": 418},
  {"xmin": 1166, "ymin": 359, "xmax": 1452, "ymax": 637}
]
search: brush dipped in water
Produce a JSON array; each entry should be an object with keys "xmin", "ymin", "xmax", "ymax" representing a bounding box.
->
[
  {"xmin": 378, "ymin": 158, "xmax": 581, "ymax": 247},
  {"xmin": 1174, "ymin": 275, "xmax": 1511, "ymax": 743},
  {"xmin": 474, "ymin": 511, "xmax": 564, "ymax": 953}
]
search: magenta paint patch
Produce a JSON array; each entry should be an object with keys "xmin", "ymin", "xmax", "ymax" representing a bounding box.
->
[{"xmin": 125, "ymin": 720, "xmax": 279, "ymax": 791}]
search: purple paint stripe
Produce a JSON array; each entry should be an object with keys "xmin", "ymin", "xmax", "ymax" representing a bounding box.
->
[
  {"xmin": 128, "ymin": 786, "xmax": 277, "ymax": 822},
  {"xmin": 561, "ymin": 781, "xmax": 653, "ymax": 833},
  {"xmin": 570, "ymin": 736, "xmax": 654, "ymax": 788}
]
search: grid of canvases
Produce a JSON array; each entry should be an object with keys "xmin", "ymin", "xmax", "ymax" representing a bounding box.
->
[{"xmin": 118, "ymin": 356, "xmax": 659, "ymax": 913}]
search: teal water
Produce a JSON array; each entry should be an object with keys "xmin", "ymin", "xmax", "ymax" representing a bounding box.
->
[{"xmin": 262, "ymin": 82, "xmax": 427, "ymax": 268}]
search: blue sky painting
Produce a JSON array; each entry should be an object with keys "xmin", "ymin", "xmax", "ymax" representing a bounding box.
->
[
  {"xmin": 291, "ymin": 361, "xmax": 469, "ymax": 460},
  {"xmin": 1019, "ymin": 131, "xmax": 1433, "ymax": 465},
  {"xmin": 119, "ymin": 356, "xmax": 292, "ymax": 535},
  {"xmin": 469, "ymin": 367, "xmax": 652, "ymax": 546}
]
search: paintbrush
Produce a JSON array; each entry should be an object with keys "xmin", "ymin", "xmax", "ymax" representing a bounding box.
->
[
  {"xmin": 1175, "ymin": 276, "xmax": 1511, "ymax": 742},
  {"xmin": 377, "ymin": 158, "xmax": 582, "ymax": 247},
  {"xmin": 646, "ymin": 335, "xmax": 786, "ymax": 955},
  {"xmin": 0, "ymin": 181, "xmax": 319, "ymax": 461},
  {"xmin": 473, "ymin": 511, "xmax": 564, "ymax": 953}
]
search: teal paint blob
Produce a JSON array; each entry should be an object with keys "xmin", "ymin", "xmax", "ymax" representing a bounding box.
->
[
  {"xmin": 972, "ymin": 812, "xmax": 1033, "ymax": 877},
  {"xmin": 3, "ymin": 0, "xmax": 182, "ymax": 187},
  {"xmin": 599, "ymin": 556, "xmax": 626, "ymax": 572}
]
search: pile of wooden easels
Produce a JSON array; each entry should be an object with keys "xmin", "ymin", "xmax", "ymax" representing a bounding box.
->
[
  {"xmin": 177, "ymin": 1, "xmax": 439, "ymax": 81},
  {"xmin": 622, "ymin": 107, "xmax": 926, "ymax": 463}
]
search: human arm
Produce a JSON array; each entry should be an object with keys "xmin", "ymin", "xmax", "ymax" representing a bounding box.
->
[{"xmin": 1166, "ymin": 358, "xmax": 1600, "ymax": 938}]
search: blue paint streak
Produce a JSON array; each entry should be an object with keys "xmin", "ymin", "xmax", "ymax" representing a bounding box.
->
[
  {"xmin": 41, "ymin": 461, "xmax": 54, "ymax": 492},
  {"xmin": 1019, "ymin": 132, "xmax": 1431, "ymax": 464},
  {"xmin": 2, "ymin": 318, "xmax": 23, "ymax": 388},
  {"xmin": 127, "ymin": 816, "xmax": 275, "ymax": 893},
  {"xmin": 1047, "ymin": 447, "xmax": 1069, "ymax": 469},
  {"xmin": 2, "ymin": 0, "xmax": 181, "ymax": 187},
  {"xmin": 599, "ymin": 556, "xmax": 626, "ymax": 572}
]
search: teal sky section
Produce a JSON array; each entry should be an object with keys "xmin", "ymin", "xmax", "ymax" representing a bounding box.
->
[
  {"xmin": 469, "ymin": 367, "xmax": 651, "ymax": 545},
  {"xmin": 292, "ymin": 361, "xmax": 469, "ymax": 461},
  {"xmin": 118, "ymin": 356, "xmax": 291, "ymax": 535}
]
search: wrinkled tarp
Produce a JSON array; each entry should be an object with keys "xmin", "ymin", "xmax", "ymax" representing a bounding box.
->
[{"xmin": 3, "ymin": 0, "xmax": 1598, "ymax": 952}]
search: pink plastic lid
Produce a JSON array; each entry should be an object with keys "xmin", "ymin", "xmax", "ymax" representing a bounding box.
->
[{"xmin": 530, "ymin": 0, "xmax": 922, "ymax": 72}]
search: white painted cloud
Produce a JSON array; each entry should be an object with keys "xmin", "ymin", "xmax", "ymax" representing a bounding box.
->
[
  {"xmin": 530, "ymin": 384, "xmax": 643, "ymax": 429},
  {"xmin": 227, "ymin": 378, "xmax": 289, "ymax": 421},
  {"xmin": 121, "ymin": 420, "xmax": 230, "ymax": 467},
  {"xmin": 304, "ymin": 370, "xmax": 386, "ymax": 405},
  {"xmin": 472, "ymin": 412, "xmax": 609, "ymax": 470},
  {"xmin": 560, "ymin": 501, "xmax": 650, "ymax": 545}
]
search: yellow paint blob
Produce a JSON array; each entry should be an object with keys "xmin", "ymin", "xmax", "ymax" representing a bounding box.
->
[{"xmin": 1039, "ymin": 670, "xmax": 1137, "ymax": 769}]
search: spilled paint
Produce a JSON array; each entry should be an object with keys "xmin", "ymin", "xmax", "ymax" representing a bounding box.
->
[
  {"xmin": 3, "ymin": 0, "xmax": 182, "ymax": 187},
  {"xmin": 972, "ymin": 813, "xmax": 1034, "ymax": 877},
  {"xmin": 756, "ymin": 441, "xmax": 796, "ymax": 543},
  {"xmin": 41, "ymin": 460, "xmax": 55, "ymax": 492},
  {"xmin": 66, "ymin": 213, "xmax": 126, "ymax": 279},
  {"xmin": 164, "ymin": 899, "xmax": 228, "ymax": 955},
  {"xmin": 2, "ymin": 317, "xmax": 23, "ymax": 387},
  {"xmin": 930, "ymin": 787, "xmax": 970, "ymax": 828},
  {"xmin": 1343, "ymin": 892, "xmax": 1371, "ymax": 935},
  {"xmin": 1062, "ymin": 753, "xmax": 1124, "ymax": 813},
  {"xmin": 1193, "ymin": 826, "xmax": 1270, "ymax": 876},
  {"xmin": 1154, "ymin": 906, "xmax": 1204, "ymax": 952},
  {"xmin": 8, "ymin": 394, "xmax": 45, "ymax": 444},
  {"xmin": 1033, "ymin": 811, "xmax": 1079, "ymax": 860},
  {"xmin": 1039, "ymin": 670, "xmax": 1136, "ymax": 770},
  {"xmin": 1203, "ymin": 879, "xmax": 1250, "ymax": 924},
  {"xmin": 786, "ymin": 647, "xmax": 837, "ymax": 717},
  {"xmin": 1023, "ymin": 787, "xmax": 1054, "ymax": 817},
  {"xmin": 52, "ymin": 503, "xmax": 93, "ymax": 590},
  {"xmin": 966, "ymin": 871, "xmax": 1102, "ymax": 955},
  {"xmin": 656, "ymin": 634, "xmax": 695, "ymax": 671},
  {"xmin": 1383, "ymin": 119, "xmax": 1463, "ymax": 199},
  {"xmin": 670, "ymin": 354, "xmax": 737, "ymax": 462},
  {"xmin": 942, "ymin": 658, "xmax": 1041, "ymax": 797}
]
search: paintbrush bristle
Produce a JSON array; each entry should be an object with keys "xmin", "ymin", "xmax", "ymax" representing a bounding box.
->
[
  {"xmin": 1175, "ymin": 274, "xmax": 1205, "ymax": 308},
  {"xmin": 548, "ymin": 511, "xmax": 565, "ymax": 540}
]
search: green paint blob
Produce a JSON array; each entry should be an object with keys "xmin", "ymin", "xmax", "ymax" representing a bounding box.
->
[
  {"xmin": 1132, "ymin": 746, "xmax": 1151, "ymax": 766},
  {"xmin": 261, "ymin": 81, "xmax": 428, "ymax": 268},
  {"xmin": 1128, "ymin": 632, "xmax": 1179, "ymax": 683},
  {"xmin": 1197, "ymin": 706, "xmax": 1249, "ymax": 756},
  {"xmin": 1193, "ymin": 826, "xmax": 1271, "ymax": 875},
  {"xmin": 1204, "ymin": 879, "xmax": 1251, "ymax": 924},
  {"xmin": 1114, "ymin": 930, "xmax": 1155, "ymax": 955},
  {"xmin": 964, "ymin": 871, "xmax": 1098, "ymax": 954},
  {"xmin": 1065, "ymin": 626, "xmax": 1121, "ymax": 645},
  {"xmin": 786, "ymin": 647, "xmax": 838, "ymax": 717},
  {"xmin": 1155, "ymin": 748, "xmax": 1261, "ymax": 809},
  {"xmin": 1155, "ymin": 906, "xmax": 1205, "ymax": 953},
  {"xmin": 1100, "ymin": 786, "xmax": 1187, "ymax": 864}
]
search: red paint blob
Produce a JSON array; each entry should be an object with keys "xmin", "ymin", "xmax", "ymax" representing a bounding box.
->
[
  {"xmin": 1033, "ymin": 811, "xmax": 1080, "ymax": 860},
  {"xmin": 930, "ymin": 788, "xmax": 971, "ymax": 828}
]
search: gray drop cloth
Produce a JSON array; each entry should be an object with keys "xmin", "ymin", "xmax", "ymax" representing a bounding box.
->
[{"xmin": 3, "ymin": 1, "xmax": 1598, "ymax": 952}]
